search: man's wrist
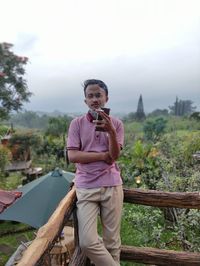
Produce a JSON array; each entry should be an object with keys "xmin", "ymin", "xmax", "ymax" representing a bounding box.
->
[
  {"xmin": 101, "ymin": 151, "xmax": 108, "ymax": 161},
  {"xmin": 108, "ymin": 128, "xmax": 117, "ymax": 138}
]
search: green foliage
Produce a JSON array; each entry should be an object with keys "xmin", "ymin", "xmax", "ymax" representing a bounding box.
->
[
  {"xmin": 36, "ymin": 135, "xmax": 63, "ymax": 158},
  {"xmin": 120, "ymin": 118, "xmax": 200, "ymax": 255},
  {"xmin": 9, "ymin": 131, "xmax": 41, "ymax": 149},
  {"xmin": 123, "ymin": 112, "xmax": 136, "ymax": 122},
  {"xmin": 120, "ymin": 140, "xmax": 162, "ymax": 189},
  {"xmin": 0, "ymin": 226, "xmax": 35, "ymax": 266},
  {"xmin": 122, "ymin": 204, "xmax": 179, "ymax": 250},
  {"xmin": 0, "ymin": 115, "xmax": 200, "ymax": 265},
  {"xmin": 190, "ymin": 112, "xmax": 200, "ymax": 121},
  {"xmin": 34, "ymin": 135, "xmax": 71, "ymax": 172},
  {"xmin": 123, "ymin": 121, "xmax": 143, "ymax": 137},
  {"xmin": 0, "ymin": 145, "xmax": 11, "ymax": 174},
  {"xmin": 157, "ymin": 171, "xmax": 200, "ymax": 194},
  {"xmin": 174, "ymin": 209, "xmax": 200, "ymax": 252},
  {"xmin": 9, "ymin": 111, "xmax": 50, "ymax": 129},
  {"xmin": 183, "ymin": 133, "xmax": 200, "ymax": 164},
  {"xmin": 143, "ymin": 117, "xmax": 167, "ymax": 142},
  {"xmin": 148, "ymin": 108, "xmax": 169, "ymax": 117},
  {"xmin": 0, "ymin": 124, "xmax": 9, "ymax": 137},
  {"xmin": 122, "ymin": 202, "xmax": 200, "ymax": 254},
  {"xmin": 8, "ymin": 131, "xmax": 41, "ymax": 161},
  {"xmin": 167, "ymin": 116, "xmax": 200, "ymax": 132},
  {"xmin": 0, "ymin": 171, "xmax": 22, "ymax": 190},
  {"xmin": 0, "ymin": 42, "xmax": 32, "ymax": 120},
  {"xmin": 158, "ymin": 132, "xmax": 200, "ymax": 175},
  {"xmin": 45, "ymin": 115, "xmax": 72, "ymax": 144}
]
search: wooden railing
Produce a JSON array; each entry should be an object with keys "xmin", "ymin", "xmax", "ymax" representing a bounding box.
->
[{"xmin": 17, "ymin": 187, "xmax": 200, "ymax": 265}]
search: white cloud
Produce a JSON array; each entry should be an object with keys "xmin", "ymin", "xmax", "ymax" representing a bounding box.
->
[{"xmin": 0, "ymin": 0, "xmax": 200, "ymax": 113}]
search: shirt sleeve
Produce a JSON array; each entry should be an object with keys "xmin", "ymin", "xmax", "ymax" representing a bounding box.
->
[{"xmin": 66, "ymin": 118, "xmax": 81, "ymax": 150}]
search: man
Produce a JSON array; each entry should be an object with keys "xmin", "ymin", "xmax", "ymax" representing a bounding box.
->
[{"xmin": 67, "ymin": 79, "xmax": 124, "ymax": 265}]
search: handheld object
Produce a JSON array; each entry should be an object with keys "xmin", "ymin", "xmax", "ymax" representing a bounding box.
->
[{"xmin": 95, "ymin": 107, "xmax": 110, "ymax": 131}]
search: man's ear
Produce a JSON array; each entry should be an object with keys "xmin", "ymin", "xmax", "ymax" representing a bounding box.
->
[
  {"xmin": 84, "ymin": 99, "xmax": 87, "ymax": 104},
  {"xmin": 106, "ymin": 96, "xmax": 109, "ymax": 102}
]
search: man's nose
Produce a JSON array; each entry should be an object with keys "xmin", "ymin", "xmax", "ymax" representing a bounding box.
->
[{"xmin": 92, "ymin": 96, "xmax": 99, "ymax": 101}]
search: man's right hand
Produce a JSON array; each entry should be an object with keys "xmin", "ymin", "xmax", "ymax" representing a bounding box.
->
[{"xmin": 103, "ymin": 152, "xmax": 114, "ymax": 165}]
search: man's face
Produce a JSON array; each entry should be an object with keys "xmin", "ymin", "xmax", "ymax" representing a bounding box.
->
[{"xmin": 84, "ymin": 84, "xmax": 108, "ymax": 110}]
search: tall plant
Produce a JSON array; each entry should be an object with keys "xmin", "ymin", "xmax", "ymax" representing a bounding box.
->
[
  {"xmin": 0, "ymin": 145, "xmax": 11, "ymax": 176},
  {"xmin": 120, "ymin": 140, "xmax": 162, "ymax": 189},
  {"xmin": 0, "ymin": 42, "xmax": 32, "ymax": 120},
  {"xmin": 143, "ymin": 117, "xmax": 167, "ymax": 142}
]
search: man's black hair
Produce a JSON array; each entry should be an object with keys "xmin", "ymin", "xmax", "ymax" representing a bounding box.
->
[{"xmin": 83, "ymin": 79, "xmax": 108, "ymax": 96}]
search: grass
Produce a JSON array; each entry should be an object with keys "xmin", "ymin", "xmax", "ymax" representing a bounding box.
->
[
  {"xmin": 120, "ymin": 208, "xmax": 145, "ymax": 266},
  {"xmin": 166, "ymin": 116, "xmax": 200, "ymax": 132},
  {"xmin": 97, "ymin": 205, "xmax": 145, "ymax": 266},
  {"xmin": 0, "ymin": 171, "xmax": 22, "ymax": 190},
  {"xmin": 0, "ymin": 226, "xmax": 35, "ymax": 266}
]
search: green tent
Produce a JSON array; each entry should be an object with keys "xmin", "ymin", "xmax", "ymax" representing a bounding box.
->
[{"xmin": 0, "ymin": 168, "xmax": 74, "ymax": 228}]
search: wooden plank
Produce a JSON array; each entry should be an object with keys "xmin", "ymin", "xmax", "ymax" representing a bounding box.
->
[
  {"xmin": 123, "ymin": 188, "xmax": 200, "ymax": 209},
  {"xmin": 17, "ymin": 186, "xmax": 76, "ymax": 266},
  {"xmin": 68, "ymin": 246, "xmax": 88, "ymax": 266},
  {"xmin": 120, "ymin": 245, "xmax": 200, "ymax": 266},
  {"xmin": 16, "ymin": 238, "xmax": 49, "ymax": 266}
]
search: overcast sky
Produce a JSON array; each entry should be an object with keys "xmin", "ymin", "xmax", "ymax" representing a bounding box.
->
[{"xmin": 0, "ymin": 0, "xmax": 200, "ymax": 114}]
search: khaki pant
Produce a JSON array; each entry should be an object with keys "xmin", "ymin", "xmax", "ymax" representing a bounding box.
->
[{"xmin": 76, "ymin": 186, "xmax": 123, "ymax": 266}]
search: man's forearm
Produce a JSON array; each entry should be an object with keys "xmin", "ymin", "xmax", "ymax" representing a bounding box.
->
[
  {"xmin": 68, "ymin": 150, "xmax": 106, "ymax": 164},
  {"xmin": 108, "ymin": 131, "xmax": 120, "ymax": 160}
]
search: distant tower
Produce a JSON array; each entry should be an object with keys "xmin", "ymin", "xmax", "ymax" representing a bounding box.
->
[{"xmin": 136, "ymin": 94, "xmax": 146, "ymax": 121}]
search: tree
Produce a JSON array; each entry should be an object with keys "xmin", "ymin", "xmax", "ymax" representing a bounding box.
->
[
  {"xmin": 0, "ymin": 42, "xmax": 32, "ymax": 120},
  {"xmin": 45, "ymin": 115, "xmax": 72, "ymax": 144},
  {"xmin": 135, "ymin": 94, "xmax": 146, "ymax": 121},
  {"xmin": 8, "ymin": 131, "xmax": 41, "ymax": 161},
  {"xmin": 0, "ymin": 145, "xmax": 11, "ymax": 175},
  {"xmin": 190, "ymin": 112, "xmax": 200, "ymax": 121},
  {"xmin": 169, "ymin": 97, "xmax": 196, "ymax": 116}
]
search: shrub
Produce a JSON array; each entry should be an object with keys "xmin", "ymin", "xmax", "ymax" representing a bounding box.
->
[
  {"xmin": 0, "ymin": 145, "xmax": 11, "ymax": 174},
  {"xmin": 143, "ymin": 117, "xmax": 167, "ymax": 142}
]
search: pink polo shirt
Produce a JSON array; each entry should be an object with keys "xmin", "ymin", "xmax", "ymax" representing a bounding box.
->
[{"xmin": 67, "ymin": 114, "xmax": 124, "ymax": 188}]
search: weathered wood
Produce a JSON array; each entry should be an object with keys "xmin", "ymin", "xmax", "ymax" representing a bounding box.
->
[
  {"xmin": 120, "ymin": 245, "xmax": 200, "ymax": 266},
  {"xmin": 123, "ymin": 188, "xmax": 200, "ymax": 209},
  {"xmin": 68, "ymin": 246, "xmax": 88, "ymax": 266},
  {"xmin": 68, "ymin": 202, "xmax": 91, "ymax": 266},
  {"xmin": 16, "ymin": 187, "xmax": 200, "ymax": 265},
  {"xmin": 17, "ymin": 186, "xmax": 76, "ymax": 266}
]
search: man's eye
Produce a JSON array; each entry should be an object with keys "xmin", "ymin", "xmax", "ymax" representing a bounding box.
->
[{"xmin": 87, "ymin": 93, "xmax": 102, "ymax": 99}]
